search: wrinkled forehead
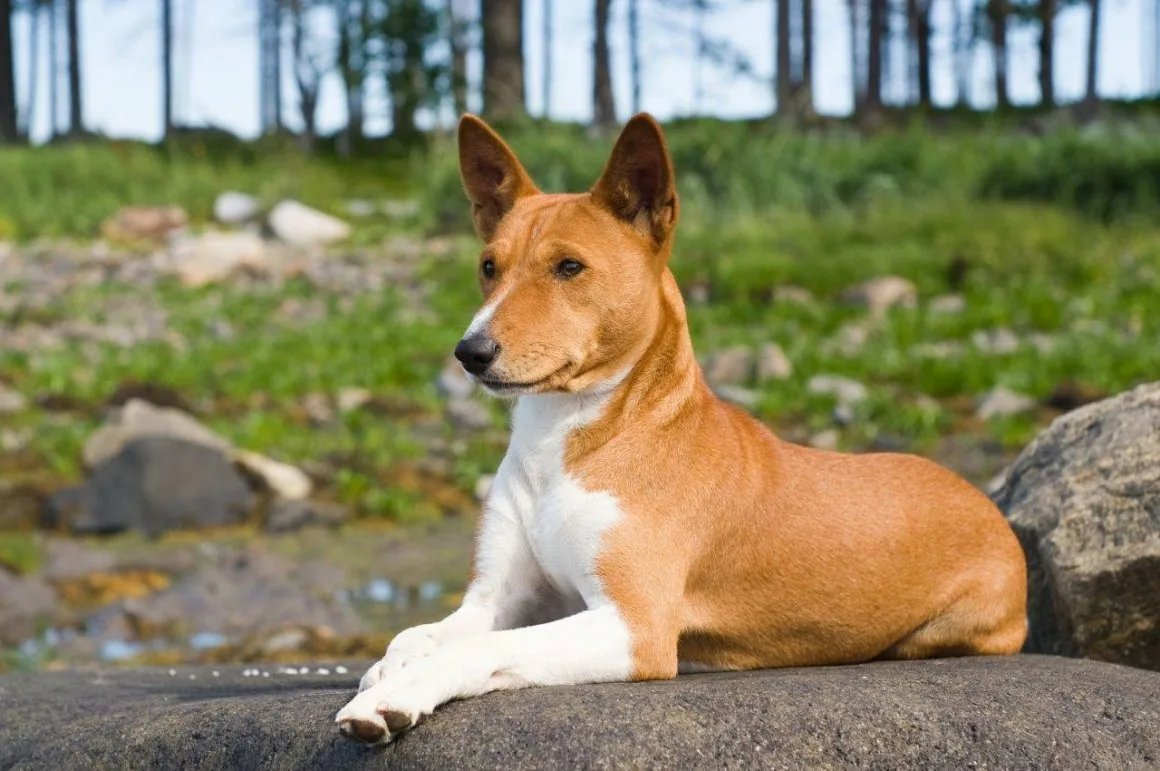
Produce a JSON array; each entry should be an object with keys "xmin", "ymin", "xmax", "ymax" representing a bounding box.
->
[{"xmin": 490, "ymin": 194, "xmax": 621, "ymax": 259}]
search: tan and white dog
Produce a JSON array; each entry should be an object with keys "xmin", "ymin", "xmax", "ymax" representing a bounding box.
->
[{"xmin": 336, "ymin": 114, "xmax": 1028, "ymax": 744}]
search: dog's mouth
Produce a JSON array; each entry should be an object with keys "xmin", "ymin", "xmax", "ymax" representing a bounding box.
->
[{"xmin": 474, "ymin": 363, "xmax": 573, "ymax": 396}]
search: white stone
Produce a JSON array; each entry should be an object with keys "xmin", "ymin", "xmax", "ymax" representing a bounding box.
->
[
  {"xmin": 233, "ymin": 449, "xmax": 313, "ymax": 500},
  {"xmin": 213, "ymin": 191, "xmax": 261, "ymax": 225},
  {"xmin": 268, "ymin": 200, "xmax": 351, "ymax": 247},
  {"xmin": 0, "ymin": 384, "xmax": 28, "ymax": 414},
  {"xmin": 756, "ymin": 343, "xmax": 793, "ymax": 382},
  {"xmin": 976, "ymin": 387, "xmax": 1037, "ymax": 420},
  {"xmin": 807, "ymin": 375, "xmax": 869, "ymax": 406},
  {"xmin": 169, "ymin": 231, "xmax": 269, "ymax": 288},
  {"xmin": 840, "ymin": 276, "xmax": 917, "ymax": 316}
]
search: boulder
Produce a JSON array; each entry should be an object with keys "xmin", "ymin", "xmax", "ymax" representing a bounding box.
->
[
  {"xmin": 839, "ymin": 275, "xmax": 917, "ymax": 316},
  {"xmin": 47, "ymin": 437, "xmax": 254, "ymax": 536},
  {"xmin": 84, "ymin": 399, "xmax": 311, "ymax": 501},
  {"xmin": 268, "ymin": 201, "xmax": 351, "ymax": 247},
  {"xmin": 0, "ymin": 383, "xmax": 28, "ymax": 413},
  {"xmin": 84, "ymin": 398, "xmax": 229, "ymax": 468},
  {"xmin": 992, "ymin": 382, "xmax": 1160, "ymax": 670},
  {"xmin": 1, "ymin": 657, "xmax": 1157, "ymax": 769},
  {"xmin": 703, "ymin": 346, "xmax": 755, "ymax": 385},
  {"xmin": 807, "ymin": 375, "xmax": 868, "ymax": 406},
  {"xmin": 100, "ymin": 206, "xmax": 188, "ymax": 243},
  {"xmin": 976, "ymin": 386, "xmax": 1037, "ymax": 420},
  {"xmin": 169, "ymin": 231, "xmax": 269, "ymax": 288},
  {"xmin": 213, "ymin": 191, "xmax": 261, "ymax": 225},
  {"xmin": 755, "ymin": 342, "xmax": 793, "ymax": 383}
]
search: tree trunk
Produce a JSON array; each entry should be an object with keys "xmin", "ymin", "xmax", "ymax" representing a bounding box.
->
[
  {"xmin": 988, "ymin": 0, "xmax": 1008, "ymax": 109},
  {"xmin": 907, "ymin": 0, "xmax": 931, "ymax": 107},
  {"xmin": 798, "ymin": 0, "xmax": 813, "ymax": 110},
  {"xmin": 21, "ymin": 0, "xmax": 39, "ymax": 138},
  {"xmin": 290, "ymin": 0, "xmax": 318, "ymax": 148},
  {"xmin": 866, "ymin": 0, "xmax": 884, "ymax": 111},
  {"xmin": 593, "ymin": 0, "xmax": 615, "ymax": 127},
  {"xmin": 953, "ymin": 0, "xmax": 970, "ymax": 105},
  {"xmin": 66, "ymin": 0, "xmax": 82, "ymax": 134},
  {"xmin": 775, "ymin": 0, "xmax": 790, "ymax": 112},
  {"xmin": 1038, "ymin": 0, "xmax": 1055, "ymax": 107},
  {"xmin": 849, "ymin": 0, "xmax": 862, "ymax": 111},
  {"xmin": 628, "ymin": 0, "xmax": 640, "ymax": 113},
  {"xmin": 1084, "ymin": 0, "xmax": 1100, "ymax": 102},
  {"xmin": 162, "ymin": 0, "xmax": 174, "ymax": 138},
  {"xmin": 336, "ymin": 0, "xmax": 366, "ymax": 154},
  {"xmin": 541, "ymin": 0, "xmax": 551, "ymax": 117},
  {"xmin": 481, "ymin": 0, "xmax": 525, "ymax": 122},
  {"xmin": 49, "ymin": 0, "xmax": 58, "ymax": 136},
  {"xmin": 450, "ymin": 0, "xmax": 467, "ymax": 116},
  {"xmin": 0, "ymin": 0, "xmax": 16, "ymax": 142}
]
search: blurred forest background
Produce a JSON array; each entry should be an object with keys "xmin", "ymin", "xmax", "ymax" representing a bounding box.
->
[{"xmin": 0, "ymin": 1, "xmax": 1158, "ymax": 671}]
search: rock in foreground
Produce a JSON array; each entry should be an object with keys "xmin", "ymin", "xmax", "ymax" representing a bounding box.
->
[
  {"xmin": 1, "ymin": 656, "xmax": 1157, "ymax": 769},
  {"xmin": 993, "ymin": 381, "xmax": 1160, "ymax": 670}
]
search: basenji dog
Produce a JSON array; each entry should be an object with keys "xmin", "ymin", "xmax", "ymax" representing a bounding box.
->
[{"xmin": 336, "ymin": 114, "xmax": 1028, "ymax": 744}]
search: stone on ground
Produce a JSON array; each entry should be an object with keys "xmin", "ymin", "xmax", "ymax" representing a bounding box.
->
[
  {"xmin": 993, "ymin": 381, "xmax": 1160, "ymax": 670},
  {"xmin": 213, "ymin": 191, "xmax": 261, "ymax": 225},
  {"xmin": 47, "ymin": 437, "xmax": 254, "ymax": 536},
  {"xmin": 268, "ymin": 200, "xmax": 351, "ymax": 247}
]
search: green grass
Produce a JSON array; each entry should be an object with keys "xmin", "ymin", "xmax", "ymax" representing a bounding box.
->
[{"xmin": 2, "ymin": 116, "xmax": 1159, "ymax": 517}]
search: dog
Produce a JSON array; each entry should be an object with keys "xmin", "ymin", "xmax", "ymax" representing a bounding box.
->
[{"xmin": 336, "ymin": 113, "xmax": 1028, "ymax": 745}]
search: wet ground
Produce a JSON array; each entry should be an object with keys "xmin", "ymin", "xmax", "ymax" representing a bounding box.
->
[{"xmin": 2, "ymin": 518, "xmax": 475, "ymax": 671}]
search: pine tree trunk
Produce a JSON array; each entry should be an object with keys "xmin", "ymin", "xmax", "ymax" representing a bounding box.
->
[
  {"xmin": 541, "ymin": 0, "xmax": 551, "ymax": 117},
  {"xmin": 628, "ymin": 0, "xmax": 640, "ymax": 113},
  {"xmin": 481, "ymin": 0, "xmax": 525, "ymax": 122},
  {"xmin": 21, "ymin": 0, "xmax": 39, "ymax": 138},
  {"xmin": 1038, "ymin": 0, "xmax": 1055, "ymax": 107},
  {"xmin": 450, "ymin": 0, "xmax": 468, "ymax": 116},
  {"xmin": 1084, "ymin": 0, "xmax": 1100, "ymax": 102},
  {"xmin": 849, "ymin": 0, "xmax": 862, "ymax": 111},
  {"xmin": 66, "ymin": 0, "xmax": 82, "ymax": 134},
  {"xmin": 911, "ymin": 0, "xmax": 931, "ymax": 107},
  {"xmin": 775, "ymin": 0, "xmax": 791, "ymax": 112},
  {"xmin": 162, "ymin": 0, "xmax": 174, "ymax": 138},
  {"xmin": 799, "ymin": 0, "xmax": 813, "ymax": 110},
  {"xmin": 49, "ymin": 0, "xmax": 58, "ymax": 136},
  {"xmin": 0, "ymin": 0, "xmax": 16, "ymax": 142},
  {"xmin": 866, "ymin": 0, "xmax": 884, "ymax": 111},
  {"xmin": 593, "ymin": 0, "xmax": 615, "ymax": 127},
  {"xmin": 989, "ymin": 0, "xmax": 1009, "ymax": 109}
]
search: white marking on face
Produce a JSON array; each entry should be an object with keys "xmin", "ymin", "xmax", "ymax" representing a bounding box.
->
[{"xmin": 464, "ymin": 286, "xmax": 510, "ymax": 339}]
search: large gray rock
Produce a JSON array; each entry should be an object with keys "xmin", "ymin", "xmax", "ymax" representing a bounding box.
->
[
  {"xmin": 47, "ymin": 437, "xmax": 254, "ymax": 536},
  {"xmin": 0, "ymin": 656, "xmax": 1157, "ymax": 769},
  {"xmin": 992, "ymin": 382, "xmax": 1160, "ymax": 670}
]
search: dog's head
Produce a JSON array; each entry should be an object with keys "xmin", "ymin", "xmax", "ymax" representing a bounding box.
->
[{"xmin": 454, "ymin": 114, "xmax": 680, "ymax": 396}]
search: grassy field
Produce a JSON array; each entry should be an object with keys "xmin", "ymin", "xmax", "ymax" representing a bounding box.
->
[{"xmin": 2, "ymin": 113, "xmax": 1159, "ymax": 523}]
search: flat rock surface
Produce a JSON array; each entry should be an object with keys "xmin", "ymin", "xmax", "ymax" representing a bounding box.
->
[{"xmin": 2, "ymin": 655, "xmax": 1158, "ymax": 769}]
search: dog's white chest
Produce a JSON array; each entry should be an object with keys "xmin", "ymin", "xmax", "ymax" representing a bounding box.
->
[{"xmin": 500, "ymin": 391, "xmax": 623, "ymax": 606}]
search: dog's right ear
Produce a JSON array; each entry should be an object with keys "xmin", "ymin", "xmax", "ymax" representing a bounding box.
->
[{"xmin": 458, "ymin": 115, "xmax": 539, "ymax": 241}]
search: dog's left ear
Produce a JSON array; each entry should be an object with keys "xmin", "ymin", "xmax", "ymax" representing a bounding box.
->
[{"xmin": 591, "ymin": 113, "xmax": 679, "ymax": 247}]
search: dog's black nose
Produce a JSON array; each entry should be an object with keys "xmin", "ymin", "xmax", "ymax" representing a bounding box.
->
[{"xmin": 454, "ymin": 335, "xmax": 500, "ymax": 376}]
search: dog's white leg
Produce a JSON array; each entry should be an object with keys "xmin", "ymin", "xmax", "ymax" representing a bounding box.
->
[
  {"xmin": 336, "ymin": 603, "xmax": 634, "ymax": 743},
  {"xmin": 353, "ymin": 461, "xmax": 544, "ymax": 695}
]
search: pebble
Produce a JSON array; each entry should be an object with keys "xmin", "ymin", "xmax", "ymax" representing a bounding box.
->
[{"xmin": 335, "ymin": 665, "xmax": 348, "ymax": 674}]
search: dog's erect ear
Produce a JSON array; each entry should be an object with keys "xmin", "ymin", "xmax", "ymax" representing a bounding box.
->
[
  {"xmin": 458, "ymin": 115, "xmax": 539, "ymax": 241},
  {"xmin": 591, "ymin": 113, "xmax": 679, "ymax": 246}
]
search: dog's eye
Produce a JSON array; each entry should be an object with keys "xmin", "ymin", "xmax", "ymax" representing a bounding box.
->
[
  {"xmin": 555, "ymin": 259, "xmax": 585, "ymax": 279},
  {"xmin": 480, "ymin": 259, "xmax": 496, "ymax": 279}
]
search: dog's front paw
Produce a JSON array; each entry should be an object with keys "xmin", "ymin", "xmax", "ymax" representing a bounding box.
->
[
  {"xmin": 358, "ymin": 623, "xmax": 441, "ymax": 692},
  {"xmin": 336, "ymin": 681, "xmax": 432, "ymax": 745}
]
